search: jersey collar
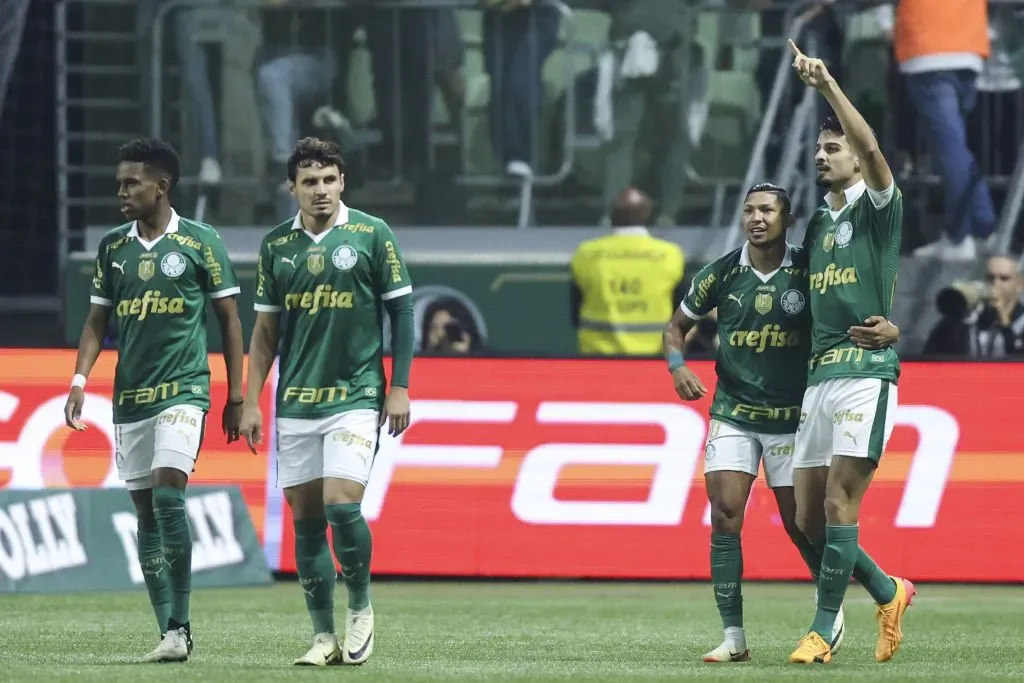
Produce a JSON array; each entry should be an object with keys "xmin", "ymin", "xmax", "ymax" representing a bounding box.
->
[
  {"xmin": 824, "ymin": 179, "xmax": 867, "ymax": 210},
  {"xmin": 291, "ymin": 202, "xmax": 350, "ymax": 232},
  {"xmin": 128, "ymin": 209, "xmax": 180, "ymax": 250},
  {"xmin": 611, "ymin": 225, "xmax": 650, "ymax": 236},
  {"xmin": 739, "ymin": 241, "xmax": 793, "ymax": 268}
]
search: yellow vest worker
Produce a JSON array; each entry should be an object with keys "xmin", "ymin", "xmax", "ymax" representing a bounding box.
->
[{"xmin": 570, "ymin": 188, "xmax": 685, "ymax": 355}]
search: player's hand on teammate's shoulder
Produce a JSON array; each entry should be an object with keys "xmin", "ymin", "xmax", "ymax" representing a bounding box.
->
[
  {"xmin": 64, "ymin": 387, "xmax": 87, "ymax": 431},
  {"xmin": 788, "ymin": 40, "xmax": 834, "ymax": 91},
  {"xmin": 238, "ymin": 402, "xmax": 263, "ymax": 454},
  {"xmin": 671, "ymin": 367, "xmax": 708, "ymax": 402},
  {"xmin": 379, "ymin": 387, "xmax": 410, "ymax": 437},
  {"xmin": 222, "ymin": 398, "xmax": 243, "ymax": 444},
  {"xmin": 847, "ymin": 316, "xmax": 899, "ymax": 350}
]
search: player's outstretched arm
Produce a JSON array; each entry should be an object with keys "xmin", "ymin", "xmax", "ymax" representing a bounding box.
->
[
  {"xmin": 65, "ymin": 304, "xmax": 111, "ymax": 431},
  {"xmin": 239, "ymin": 312, "xmax": 279, "ymax": 452},
  {"xmin": 789, "ymin": 39, "xmax": 893, "ymax": 192},
  {"xmin": 663, "ymin": 308, "xmax": 708, "ymax": 401}
]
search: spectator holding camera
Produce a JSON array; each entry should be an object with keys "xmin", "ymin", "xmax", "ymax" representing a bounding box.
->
[
  {"xmin": 419, "ymin": 297, "xmax": 486, "ymax": 355},
  {"xmin": 923, "ymin": 255, "xmax": 1024, "ymax": 357}
]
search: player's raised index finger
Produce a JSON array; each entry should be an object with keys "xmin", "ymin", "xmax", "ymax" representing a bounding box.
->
[{"xmin": 787, "ymin": 39, "xmax": 804, "ymax": 58}]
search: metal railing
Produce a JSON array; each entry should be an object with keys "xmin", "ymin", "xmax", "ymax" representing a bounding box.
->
[{"xmin": 147, "ymin": 0, "xmax": 581, "ymax": 228}]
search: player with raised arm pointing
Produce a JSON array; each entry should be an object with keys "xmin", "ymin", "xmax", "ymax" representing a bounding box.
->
[
  {"xmin": 240, "ymin": 137, "xmax": 414, "ymax": 667},
  {"xmin": 785, "ymin": 40, "xmax": 914, "ymax": 665},
  {"xmin": 64, "ymin": 137, "xmax": 245, "ymax": 663}
]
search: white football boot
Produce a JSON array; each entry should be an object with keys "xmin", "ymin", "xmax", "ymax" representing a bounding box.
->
[
  {"xmin": 293, "ymin": 632, "xmax": 341, "ymax": 666},
  {"xmin": 141, "ymin": 626, "xmax": 189, "ymax": 663},
  {"xmin": 342, "ymin": 605, "xmax": 375, "ymax": 665},
  {"xmin": 702, "ymin": 626, "xmax": 751, "ymax": 662}
]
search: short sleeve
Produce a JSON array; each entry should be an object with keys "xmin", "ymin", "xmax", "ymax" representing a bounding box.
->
[
  {"xmin": 863, "ymin": 183, "xmax": 902, "ymax": 237},
  {"xmin": 89, "ymin": 240, "xmax": 113, "ymax": 307},
  {"xmin": 374, "ymin": 222, "xmax": 413, "ymax": 301},
  {"xmin": 679, "ymin": 262, "xmax": 720, "ymax": 320},
  {"xmin": 254, "ymin": 238, "xmax": 282, "ymax": 312},
  {"xmin": 200, "ymin": 231, "xmax": 241, "ymax": 299}
]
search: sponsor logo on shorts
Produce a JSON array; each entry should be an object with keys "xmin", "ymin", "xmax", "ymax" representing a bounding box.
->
[
  {"xmin": 158, "ymin": 408, "xmax": 200, "ymax": 428},
  {"xmin": 765, "ymin": 443, "xmax": 794, "ymax": 457},
  {"xmin": 832, "ymin": 410, "xmax": 864, "ymax": 426}
]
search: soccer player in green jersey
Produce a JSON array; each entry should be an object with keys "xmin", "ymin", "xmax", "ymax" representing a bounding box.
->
[
  {"xmin": 63, "ymin": 138, "xmax": 245, "ymax": 663},
  {"xmin": 785, "ymin": 41, "xmax": 914, "ymax": 665},
  {"xmin": 240, "ymin": 137, "xmax": 414, "ymax": 667},
  {"xmin": 663, "ymin": 183, "xmax": 898, "ymax": 663}
]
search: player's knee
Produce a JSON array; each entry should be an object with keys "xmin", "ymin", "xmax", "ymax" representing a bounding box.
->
[
  {"xmin": 795, "ymin": 506, "xmax": 824, "ymax": 542},
  {"xmin": 823, "ymin": 492, "xmax": 858, "ymax": 525},
  {"xmin": 709, "ymin": 499, "xmax": 745, "ymax": 534},
  {"xmin": 323, "ymin": 476, "xmax": 365, "ymax": 507},
  {"xmin": 284, "ymin": 480, "xmax": 325, "ymax": 519}
]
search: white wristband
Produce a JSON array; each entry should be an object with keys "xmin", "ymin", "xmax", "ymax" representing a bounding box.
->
[{"xmin": 71, "ymin": 374, "xmax": 87, "ymax": 389}]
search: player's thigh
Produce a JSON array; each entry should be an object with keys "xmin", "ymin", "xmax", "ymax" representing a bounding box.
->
[
  {"xmin": 275, "ymin": 417, "xmax": 326, "ymax": 490},
  {"xmin": 151, "ymin": 404, "xmax": 207, "ymax": 481},
  {"xmin": 827, "ymin": 378, "xmax": 898, "ymax": 463},
  {"xmin": 704, "ymin": 420, "xmax": 761, "ymax": 522},
  {"xmin": 322, "ymin": 410, "xmax": 381, "ymax": 503},
  {"xmin": 794, "ymin": 383, "xmax": 831, "ymax": 469},
  {"xmin": 115, "ymin": 416, "xmax": 157, "ymax": 491}
]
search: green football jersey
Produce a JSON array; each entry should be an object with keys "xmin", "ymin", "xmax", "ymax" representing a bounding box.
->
[
  {"xmin": 254, "ymin": 205, "xmax": 413, "ymax": 420},
  {"xmin": 802, "ymin": 181, "xmax": 902, "ymax": 386},
  {"xmin": 680, "ymin": 243, "xmax": 811, "ymax": 433},
  {"xmin": 89, "ymin": 212, "xmax": 240, "ymax": 424}
]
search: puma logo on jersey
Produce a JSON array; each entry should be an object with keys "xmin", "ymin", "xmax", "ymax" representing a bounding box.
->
[
  {"xmin": 111, "ymin": 260, "xmax": 126, "ymax": 274},
  {"xmin": 281, "ymin": 255, "xmax": 297, "ymax": 268},
  {"xmin": 727, "ymin": 294, "xmax": 744, "ymax": 306}
]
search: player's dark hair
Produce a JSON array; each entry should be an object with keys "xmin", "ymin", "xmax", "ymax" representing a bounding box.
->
[
  {"xmin": 745, "ymin": 182, "xmax": 791, "ymax": 215},
  {"xmin": 287, "ymin": 137, "xmax": 345, "ymax": 182},
  {"xmin": 820, "ymin": 114, "xmax": 877, "ymax": 140},
  {"xmin": 118, "ymin": 137, "xmax": 180, "ymax": 189}
]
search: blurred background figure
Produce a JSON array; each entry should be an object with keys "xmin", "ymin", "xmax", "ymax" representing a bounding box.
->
[
  {"xmin": 596, "ymin": 0, "xmax": 701, "ymax": 227},
  {"xmin": 483, "ymin": 0, "xmax": 561, "ymax": 179},
  {"xmin": 924, "ymin": 255, "xmax": 1024, "ymax": 357},
  {"xmin": 419, "ymin": 296, "xmax": 486, "ymax": 355},
  {"xmin": 570, "ymin": 186, "xmax": 685, "ymax": 356},
  {"xmin": 896, "ymin": 0, "xmax": 997, "ymax": 262}
]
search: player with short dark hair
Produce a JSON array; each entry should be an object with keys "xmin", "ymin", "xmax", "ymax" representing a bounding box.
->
[
  {"xmin": 786, "ymin": 40, "xmax": 913, "ymax": 665},
  {"xmin": 663, "ymin": 182, "xmax": 899, "ymax": 663},
  {"xmin": 64, "ymin": 137, "xmax": 245, "ymax": 663},
  {"xmin": 240, "ymin": 137, "xmax": 415, "ymax": 667}
]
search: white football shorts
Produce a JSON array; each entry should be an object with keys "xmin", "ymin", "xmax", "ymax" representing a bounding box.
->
[
  {"xmin": 794, "ymin": 377, "xmax": 898, "ymax": 468},
  {"xmin": 275, "ymin": 409, "xmax": 381, "ymax": 488},
  {"xmin": 115, "ymin": 404, "xmax": 207, "ymax": 490},
  {"xmin": 703, "ymin": 419, "xmax": 795, "ymax": 488}
]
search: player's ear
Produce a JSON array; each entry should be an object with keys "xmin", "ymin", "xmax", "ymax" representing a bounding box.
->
[
  {"xmin": 784, "ymin": 212, "xmax": 795, "ymax": 229},
  {"xmin": 288, "ymin": 180, "xmax": 297, "ymax": 199},
  {"xmin": 155, "ymin": 174, "xmax": 171, "ymax": 198},
  {"xmin": 338, "ymin": 173, "xmax": 346, "ymax": 196}
]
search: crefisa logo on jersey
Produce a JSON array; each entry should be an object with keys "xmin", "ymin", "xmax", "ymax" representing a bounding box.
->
[
  {"xmin": 781, "ymin": 289, "xmax": 805, "ymax": 315},
  {"xmin": 332, "ymin": 245, "xmax": 358, "ymax": 271},
  {"xmin": 160, "ymin": 252, "xmax": 187, "ymax": 279}
]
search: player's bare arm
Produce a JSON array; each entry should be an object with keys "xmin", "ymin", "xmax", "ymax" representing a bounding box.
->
[
  {"xmin": 847, "ymin": 316, "xmax": 900, "ymax": 350},
  {"xmin": 211, "ymin": 295, "xmax": 245, "ymax": 443},
  {"xmin": 663, "ymin": 308, "xmax": 707, "ymax": 401},
  {"xmin": 240, "ymin": 311, "xmax": 280, "ymax": 452},
  {"xmin": 381, "ymin": 293, "xmax": 414, "ymax": 436},
  {"xmin": 789, "ymin": 39, "xmax": 893, "ymax": 191},
  {"xmin": 64, "ymin": 303, "xmax": 111, "ymax": 431}
]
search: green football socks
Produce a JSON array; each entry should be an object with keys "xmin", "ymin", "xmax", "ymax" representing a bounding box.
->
[
  {"xmin": 710, "ymin": 532, "xmax": 744, "ymax": 629},
  {"xmin": 137, "ymin": 515, "xmax": 171, "ymax": 633},
  {"xmin": 793, "ymin": 534, "xmax": 824, "ymax": 580},
  {"xmin": 326, "ymin": 503, "xmax": 373, "ymax": 610},
  {"xmin": 853, "ymin": 547, "xmax": 898, "ymax": 605},
  {"xmin": 152, "ymin": 486, "xmax": 192, "ymax": 628},
  {"xmin": 811, "ymin": 524, "xmax": 858, "ymax": 637},
  {"xmin": 293, "ymin": 517, "xmax": 337, "ymax": 634}
]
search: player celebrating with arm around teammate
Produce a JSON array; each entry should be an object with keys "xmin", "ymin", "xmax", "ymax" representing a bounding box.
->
[
  {"xmin": 64, "ymin": 138, "xmax": 245, "ymax": 663},
  {"xmin": 786, "ymin": 41, "xmax": 914, "ymax": 665},
  {"xmin": 663, "ymin": 184, "xmax": 899, "ymax": 663},
  {"xmin": 240, "ymin": 137, "xmax": 414, "ymax": 667}
]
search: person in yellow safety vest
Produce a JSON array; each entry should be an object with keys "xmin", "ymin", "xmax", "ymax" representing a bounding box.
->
[{"xmin": 570, "ymin": 187, "xmax": 685, "ymax": 356}]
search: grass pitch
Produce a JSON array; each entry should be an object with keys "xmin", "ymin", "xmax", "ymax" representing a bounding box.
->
[{"xmin": 0, "ymin": 581, "xmax": 1021, "ymax": 681}]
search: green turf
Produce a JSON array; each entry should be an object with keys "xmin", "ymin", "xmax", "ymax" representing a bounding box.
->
[{"xmin": 0, "ymin": 581, "xmax": 1021, "ymax": 681}]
